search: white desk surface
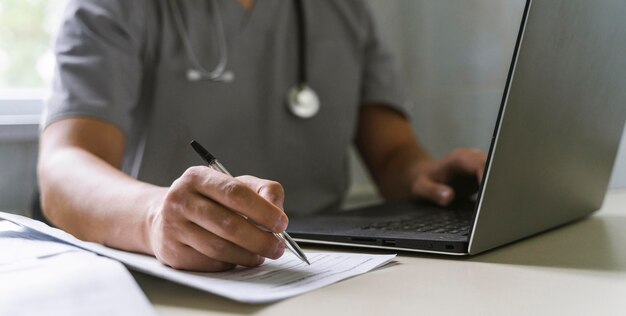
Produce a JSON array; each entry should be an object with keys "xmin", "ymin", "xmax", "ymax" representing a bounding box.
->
[{"xmin": 133, "ymin": 189, "xmax": 626, "ymax": 316}]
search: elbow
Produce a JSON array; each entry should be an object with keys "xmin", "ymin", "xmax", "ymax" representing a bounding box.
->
[{"xmin": 37, "ymin": 157, "xmax": 62, "ymax": 225}]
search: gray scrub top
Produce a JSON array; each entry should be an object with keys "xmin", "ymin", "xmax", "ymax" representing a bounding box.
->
[{"xmin": 44, "ymin": 0, "xmax": 409, "ymax": 215}]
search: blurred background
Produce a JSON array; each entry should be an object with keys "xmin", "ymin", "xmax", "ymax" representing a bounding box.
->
[{"xmin": 0, "ymin": 0, "xmax": 624, "ymax": 214}]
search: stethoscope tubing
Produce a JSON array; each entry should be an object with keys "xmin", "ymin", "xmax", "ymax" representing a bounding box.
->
[
  {"xmin": 170, "ymin": 0, "xmax": 232, "ymax": 82},
  {"xmin": 173, "ymin": 0, "xmax": 320, "ymax": 118}
]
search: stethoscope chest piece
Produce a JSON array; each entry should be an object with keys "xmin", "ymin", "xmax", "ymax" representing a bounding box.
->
[{"xmin": 287, "ymin": 84, "xmax": 320, "ymax": 119}]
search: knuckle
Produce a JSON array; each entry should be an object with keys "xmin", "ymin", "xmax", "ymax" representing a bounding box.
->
[
  {"xmin": 161, "ymin": 194, "xmax": 186, "ymax": 221},
  {"xmin": 222, "ymin": 180, "xmax": 246, "ymax": 205},
  {"xmin": 236, "ymin": 175, "xmax": 254, "ymax": 182},
  {"xmin": 262, "ymin": 181, "xmax": 285, "ymax": 196},
  {"xmin": 218, "ymin": 214, "xmax": 239, "ymax": 235},
  {"xmin": 180, "ymin": 166, "xmax": 204, "ymax": 184},
  {"xmin": 456, "ymin": 147, "xmax": 484, "ymax": 159},
  {"xmin": 189, "ymin": 200, "xmax": 209, "ymax": 219},
  {"xmin": 452, "ymin": 148, "xmax": 469, "ymax": 157},
  {"xmin": 223, "ymin": 179, "xmax": 243, "ymax": 196},
  {"xmin": 163, "ymin": 189, "xmax": 182, "ymax": 206},
  {"xmin": 210, "ymin": 239, "xmax": 228, "ymax": 255}
]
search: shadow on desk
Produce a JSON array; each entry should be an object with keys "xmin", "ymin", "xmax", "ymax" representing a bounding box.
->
[
  {"xmin": 132, "ymin": 271, "xmax": 270, "ymax": 313},
  {"xmin": 471, "ymin": 215, "xmax": 626, "ymax": 272},
  {"xmin": 132, "ymin": 258, "xmax": 401, "ymax": 312}
]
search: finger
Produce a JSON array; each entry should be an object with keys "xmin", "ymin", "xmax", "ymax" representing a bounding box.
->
[
  {"xmin": 412, "ymin": 176, "xmax": 455, "ymax": 206},
  {"xmin": 181, "ymin": 167, "xmax": 288, "ymax": 233},
  {"xmin": 158, "ymin": 241, "xmax": 235, "ymax": 272},
  {"xmin": 476, "ymin": 165, "xmax": 486, "ymax": 184},
  {"xmin": 444, "ymin": 149, "xmax": 487, "ymax": 180},
  {"xmin": 180, "ymin": 222, "xmax": 267, "ymax": 267},
  {"xmin": 471, "ymin": 150, "xmax": 488, "ymax": 184},
  {"xmin": 184, "ymin": 193, "xmax": 286, "ymax": 259},
  {"xmin": 237, "ymin": 176, "xmax": 285, "ymax": 210}
]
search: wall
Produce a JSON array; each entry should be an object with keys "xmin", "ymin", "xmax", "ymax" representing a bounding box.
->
[
  {"xmin": 348, "ymin": 0, "xmax": 626, "ymax": 205},
  {"xmin": 0, "ymin": 97, "xmax": 41, "ymax": 215},
  {"xmin": 0, "ymin": 141, "xmax": 38, "ymax": 215}
]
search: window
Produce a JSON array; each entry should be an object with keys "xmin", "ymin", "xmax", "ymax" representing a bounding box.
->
[
  {"xmin": 0, "ymin": 0, "xmax": 67, "ymax": 92},
  {"xmin": 0, "ymin": 0, "xmax": 67, "ymax": 139}
]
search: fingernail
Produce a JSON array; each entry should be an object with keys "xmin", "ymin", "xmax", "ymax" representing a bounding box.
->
[
  {"xmin": 274, "ymin": 215, "xmax": 288, "ymax": 232},
  {"xmin": 273, "ymin": 243, "xmax": 286, "ymax": 258},
  {"xmin": 255, "ymin": 255, "xmax": 265, "ymax": 265},
  {"xmin": 439, "ymin": 189, "xmax": 452, "ymax": 201}
]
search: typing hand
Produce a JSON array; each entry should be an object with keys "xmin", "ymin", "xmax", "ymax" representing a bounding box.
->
[
  {"xmin": 410, "ymin": 148, "xmax": 487, "ymax": 206},
  {"xmin": 147, "ymin": 167, "xmax": 288, "ymax": 271}
]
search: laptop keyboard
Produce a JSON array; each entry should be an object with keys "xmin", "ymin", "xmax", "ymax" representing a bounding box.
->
[{"xmin": 360, "ymin": 211, "xmax": 472, "ymax": 236}]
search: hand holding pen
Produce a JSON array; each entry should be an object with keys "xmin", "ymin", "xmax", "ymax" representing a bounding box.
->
[
  {"xmin": 145, "ymin": 142, "xmax": 308, "ymax": 272},
  {"xmin": 190, "ymin": 140, "xmax": 310, "ymax": 265}
]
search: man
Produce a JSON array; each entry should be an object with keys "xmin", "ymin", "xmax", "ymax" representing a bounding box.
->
[{"xmin": 38, "ymin": 0, "xmax": 486, "ymax": 271}]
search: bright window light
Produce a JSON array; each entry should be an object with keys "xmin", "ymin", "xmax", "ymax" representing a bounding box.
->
[{"xmin": 0, "ymin": 0, "xmax": 67, "ymax": 94}]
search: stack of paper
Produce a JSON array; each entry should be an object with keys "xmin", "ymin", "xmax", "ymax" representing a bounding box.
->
[
  {"xmin": 0, "ymin": 212, "xmax": 396, "ymax": 304},
  {"xmin": 0, "ymin": 221, "xmax": 155, "ymax": 315}
]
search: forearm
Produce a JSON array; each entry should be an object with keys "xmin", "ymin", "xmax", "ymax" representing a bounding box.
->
[
  {"xmin": 38, "ymin": 146, "xmax": 165, "ymax": 254},
  {"xmin": 372, "ymin": 141, "xmax": 433, "ymax": 200},
  {"xmin": 37, "ymin": 118, "xmax": 291, "ymax": 272},
  {"xmin": 356, "ymin": 105, "xmax": 487, "ymax": 206},
  {"xmin": 356, "ymin": 104, "xmax": 434, "ymax": 200}
]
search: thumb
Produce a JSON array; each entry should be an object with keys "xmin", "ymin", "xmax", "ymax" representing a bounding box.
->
[{"xmin": 412, "ymin": 176, "xmax": 455, "ymax": 206}]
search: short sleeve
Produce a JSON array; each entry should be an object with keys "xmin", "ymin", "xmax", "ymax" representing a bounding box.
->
[
  {"xmin": 359, "ymin": 3, "xmax": 412, "ymax": 119},
  {"xmin": 42, "ymin": 0, "xmax": 146, "ymax": 135}
]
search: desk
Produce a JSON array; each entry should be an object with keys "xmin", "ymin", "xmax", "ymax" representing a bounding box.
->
[{"xmin": 133, "ymin": 189, "xmax": 626, "ymax": 316}]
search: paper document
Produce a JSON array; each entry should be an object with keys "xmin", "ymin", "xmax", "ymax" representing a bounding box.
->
[
  {"xmin": 0, "ymin": 221, "xmax": 155, "ymax": 316},
  {"xmin": 0, "ymin": 221, "xmax": 82, "ymax": 265},
  {"xmin": 0, "ymin": 212, "xmax": 396, "ymax": 304}
]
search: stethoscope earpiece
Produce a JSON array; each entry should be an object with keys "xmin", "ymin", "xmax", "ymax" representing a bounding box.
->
[
  {"xmin": 218, "ymin": 70, "xmax": 235, "ymax": 83},
  {"xmin": 187, "ymin": 69, "xmax": 234, "ymax": 83},
  {"xmin": 186, "ymin": 69, "xmax": 203, "ymax": 82}
]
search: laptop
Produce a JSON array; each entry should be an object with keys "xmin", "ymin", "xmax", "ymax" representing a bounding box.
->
[{"xmin": 287, "ymin": 0, "xmax": 626, "ymax": 255}]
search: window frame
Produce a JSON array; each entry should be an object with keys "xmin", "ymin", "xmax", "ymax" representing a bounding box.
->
[{"xmin": 0, "ymin": 89, "xmax": 43, "ymax": 142}]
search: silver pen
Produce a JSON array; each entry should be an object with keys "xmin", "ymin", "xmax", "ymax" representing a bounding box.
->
[{"xmin": 190, "ymin": 140, "xmax": 310, "ymax": 265}]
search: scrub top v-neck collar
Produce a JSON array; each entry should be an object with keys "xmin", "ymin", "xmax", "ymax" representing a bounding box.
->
[
  {"xmin": 235, "ymin": 0, "xmax": 259, "ymax": 31},
  {"xmin": 219, "ymin": 0, "xmax": 263, "ymax": 37}
]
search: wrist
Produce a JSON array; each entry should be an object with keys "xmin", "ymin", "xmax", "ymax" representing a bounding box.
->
[
  {"xmin": 378, "ymin": 148, "xmax": 435, "ymax": 200},
  {"xmin": 140, "ymin": 186, "xmax": 168, "ymax": 255}
]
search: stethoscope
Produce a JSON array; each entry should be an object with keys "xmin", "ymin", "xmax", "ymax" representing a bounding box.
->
[{"xmin": 170, "ymin": 0, "xmax": 320, "ymax": 119}]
